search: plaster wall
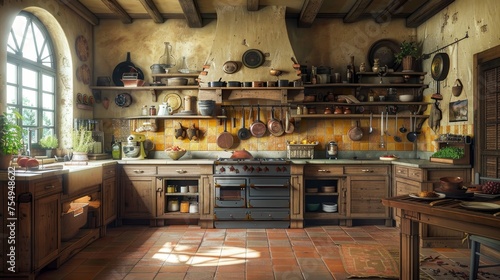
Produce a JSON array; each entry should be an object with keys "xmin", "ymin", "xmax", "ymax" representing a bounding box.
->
[{"xmin": 417, "ymin": 0, "xmax": 500, "ymax": 152}]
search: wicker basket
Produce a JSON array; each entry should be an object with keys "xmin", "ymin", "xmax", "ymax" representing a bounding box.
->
[{"xmin": 286, "ymin": 142, "xmax": 318, "ymax": 159}]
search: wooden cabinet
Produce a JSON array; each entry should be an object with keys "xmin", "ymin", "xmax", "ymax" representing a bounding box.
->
[
  {"xmin": 392, "ymin": 164, "xmax": 472, "ymax": 248},
  {"xmin": 102, "ymin": 164, "xmax": 117, "ymax": 228},
  {"xmin": 345, "ymin": 165, "xmax": 391, "ymax": 226},
  {"xmin": 155, "ymin": 165, "xmax": 212, "ymax": 227},
  {"xmin": 302, "ymin": 165, "xmax": 346, "ymax": 226},
  {"xmin": 0, "ymin": 174, "xmax": 62, "ymax": 278},
  {"xmin": 120, "ymin": 165, "xmax": 157, "ymax": 220}
]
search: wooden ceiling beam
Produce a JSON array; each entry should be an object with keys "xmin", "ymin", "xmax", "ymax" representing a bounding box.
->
[
  {"xmin": 101, "ymin": 0, "xmax": 132, "ymax": 24},
  {"xmin": 298, "ymin": 0, "xmax": 324, "ymax": 28},
  {"xmin": 374, "ymin": 0, "xmax": 409, "ymax": 24},
  {"xmin": 138, "ymin": 0, "xmax": 164, "ymax": 23},
  {"xmin": 344, "ymin": 0, "xmax": 373, "ymax": 23},
  {"xmin": 59, "ymin": 0, "xmax": 99, "ymax": 26},
  {"xmin": 178, "ymin": 0, "xmax": 203, "ymax": 28},
  {"xmin": 247, "ymin": 0, "xmax": 259, "ymax": 11},
  {"xmin": 406, "ymin": 0, "xmax": 455, "ymax": 28}
]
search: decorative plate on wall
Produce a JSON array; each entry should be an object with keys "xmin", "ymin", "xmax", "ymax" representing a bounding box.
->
[
  {"xmin": 431, "ymin": 53, "xmax": 450, "ymax": 81},
  {"xmin": 75, "ymin": 35, "xmax": 89, "ymax": 62},
  {"xmin": 164, "ymin": 93, "xmax": 182, "ymax": 111},
  {"xmin": 242, "ymin": 49, "xmax": 264, "ymax": 68},
  {"xmin": 368, "ymin": 39, "xmax": 400, "ymax": 70}
]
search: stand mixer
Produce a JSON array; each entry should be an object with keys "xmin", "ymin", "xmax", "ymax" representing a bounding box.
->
[{"xmin": 122, "ymin": 134, "xmax": 147, "ymax": 160}]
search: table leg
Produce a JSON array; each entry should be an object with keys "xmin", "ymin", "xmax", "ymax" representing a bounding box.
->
[{"xmin": 399, "ymin": 212, "xmax": 420, "ymax": 280}]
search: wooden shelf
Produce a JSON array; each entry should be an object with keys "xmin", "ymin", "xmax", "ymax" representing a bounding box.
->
[
  {"xmin": 89, "ymin": 85, "xmax": 199, "ymax": 102},
  {"xmin": 305, "ymin": 192, "xmax": 339, "ymax": 196},
  {"xmin": 291, "ymin": 114, "xmax": 429, "ymax": 119},
  {"xmin": 304, "ymin": 83, "xmax": 427, "ymax": 88},
  {"xmin": 304, "ymin": 212, "xmax": 342, "ymax": 219},
  {"xmin": 125, "ymin": 115, "xmax": 221, "ymax": 119},
  {"xmin": 198, "ymin": 87, "xmax": 304, "ymax": 104},
  {"xmin": 151, "ymin": 73, "xmax": 200, "ymax": 78}
]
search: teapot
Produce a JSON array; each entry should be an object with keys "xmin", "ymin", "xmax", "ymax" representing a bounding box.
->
[{"xmin": 158, "ymin": 103, "xmax": 173, "ymax": 116}]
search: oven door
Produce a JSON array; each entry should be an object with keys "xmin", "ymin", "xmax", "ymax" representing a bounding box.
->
[
  {"xmin": 214, "ymin": 178, "xmax": 246, "ymax": 207},
  {"xmin": 248, "ymin": 177, "xmax": 290, "ymax": 208}
]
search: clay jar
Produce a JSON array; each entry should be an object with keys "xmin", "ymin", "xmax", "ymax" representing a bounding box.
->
[
  {"xmin": 324, "ymin": 107, "xmax": 332, "ymax": 114},
  {"xmin": 372, "ymin": 58, "xmax": 380, "ymax": 72},
  {"xmin": 343, "ymin": 107, "xmax": 352, "ymax": 114},
  {"xmin": 334, "ymin": 106, "xmax": 343, "ymax": 114}
]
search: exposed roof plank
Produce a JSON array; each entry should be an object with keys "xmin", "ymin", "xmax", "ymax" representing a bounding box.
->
[
  {"xmin": 138, "ymin": 0, "xmax": 164, "ymax": 23},
  {"xmin": 406, "ymin": 0, "xmax": 455, "ymax": 28},
  {"xmin": 298, "ymin": 0, "xmax": 324, "ymax": 28},
  {"xmin": 59, "ymin": 0, "xmax": 99, "ymax": 26},
  {"xmin": 374, "ymin": 0, "xmax": 409, "ymax": 24},
  {"xmin": 344, "ymin": 0, "xmax": 373, "ymax": 23},
  {"xmin": 101, "ymin": 0, "xmax": 132, "ymax": 24},
  {"xmin": 178, "ymin": 0, "xmax": 203, "ymax": 28},
  {"xmin": 247, "ymin": 0, "xmax": 259, "ymax": 11}
]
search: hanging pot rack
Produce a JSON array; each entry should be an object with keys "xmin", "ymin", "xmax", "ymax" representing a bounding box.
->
[{"xmin": 422, "ymin": 32, "xmax": 469, "ymax": 60}]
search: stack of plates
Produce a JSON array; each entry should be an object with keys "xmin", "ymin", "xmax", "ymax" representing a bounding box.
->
[
  {"xmin": 322, "ymin": 202, "xmax": 338, "ymax": 213},
  {"xmin": 321, "ymin": 186, "xmax": 336, "ymax": 193}
]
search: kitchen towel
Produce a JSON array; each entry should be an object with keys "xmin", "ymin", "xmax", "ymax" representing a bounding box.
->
[{"xmin": 340, "ymin": 244, "xmax": 399, "ymax": 279}]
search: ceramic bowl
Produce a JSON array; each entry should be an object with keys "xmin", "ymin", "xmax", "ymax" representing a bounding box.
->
[
  {"xmin": 306, "ymin": 203, "xmax": 320, "ymax": 212},
  {"xmin": 398, "ymin": 94, "xmax": 414, "ymax": 102},
  {"xmin": 166, "ymin": 150, "xmax": 186, "ymax": 160}
]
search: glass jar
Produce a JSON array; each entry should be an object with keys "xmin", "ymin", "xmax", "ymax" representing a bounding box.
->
[
  {"xmin": 149, "ymin": 105, "xmax": 156, "ymax": 116},
  {"xmin": 141, "ymin": 105, "xmax": 148, "ymax": 116}
]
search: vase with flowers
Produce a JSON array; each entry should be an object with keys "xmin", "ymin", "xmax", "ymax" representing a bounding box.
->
[
  {"xmin": 395, "ymin": 41, "xmax": 421, "ymax": 72},
  {"xmin": 71, "ymin": 128, "xmax": 95, "ymax": 161}
]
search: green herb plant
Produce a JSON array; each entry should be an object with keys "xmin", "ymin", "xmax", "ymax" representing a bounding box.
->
[
  {"xmin": 0, "ymin": 111, "xmax": 24, "ymax": 155},
  {"xmin": 39, "ymin": 134, "xmax": 59, "ymax": 149},
  {"xmin": 72, "ymin": 128, "xmax": 95, "ymax": 153},
  {"xmin": 395, "ymin": 41, "xmax": 422, "ymax": 63},
  {"xmin": 431, "ymin": 146, "xmax": 465, "ymax": 159}
]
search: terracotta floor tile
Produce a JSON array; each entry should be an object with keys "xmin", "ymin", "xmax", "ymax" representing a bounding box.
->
[{"xmin": 36, "ymin": 225, "xmax": 479, "ymax": 280}]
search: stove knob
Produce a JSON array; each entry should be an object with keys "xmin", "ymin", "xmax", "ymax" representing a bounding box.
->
[
  {"xmin": 229, "ymin": 166, "xmax": 235, "ymax": 172},
  {"xmin": 281, "ymin": 166, "xmax": 287, "ymax": 172},
  {"xmin": 219, "ymin": 167, "xmax": 226, "ymax": 173},
  {"xmin": 264, "ymin": 167, "xmax": 269, "ymax": 172},
  {"xmin": 276, "ymin": 166, "xmax": 281, "ymax": 172},
  {"xmin": 256, "ymin": 167, "xmax": 262, "ymax": 172},
  {"xmin": 243, "ymin": 165, "xmax": 248, "ymax": 171},
  {"xmin": 248, "ymin": 166, "xmax": 254, "ymax": 172}
]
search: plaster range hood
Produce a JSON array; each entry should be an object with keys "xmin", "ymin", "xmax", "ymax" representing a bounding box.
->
[{"xmin": 199, "ymin": 5, "xmax": 301, "ymax": 88}]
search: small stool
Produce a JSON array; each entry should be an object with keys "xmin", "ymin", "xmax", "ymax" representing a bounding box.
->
[{"xmin": 469, "ymin": 235, "xmax": 500, "ymax": 280}]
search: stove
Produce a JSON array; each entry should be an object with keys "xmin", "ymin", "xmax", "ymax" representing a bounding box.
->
[{"xmin": 213, "ymin": 158, "xmax": 291, "ymax": 229}]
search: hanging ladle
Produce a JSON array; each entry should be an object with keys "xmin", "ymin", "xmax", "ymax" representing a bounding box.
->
[
  {"xmin": 393, "ymin": 113, "xmax": 402, "ymax": 142},
  {"xmin": 369, "ymin": 112, "xmax": 373, "ymax": 134},
  {"xmin": 399, "ymin": 116, "xmax": 407, "ymax": 133}
]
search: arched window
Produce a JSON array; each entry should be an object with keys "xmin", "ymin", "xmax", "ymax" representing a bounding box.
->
[{"xmin": 6, "ymin": 11, "xmax": 56, "ymax": 151}]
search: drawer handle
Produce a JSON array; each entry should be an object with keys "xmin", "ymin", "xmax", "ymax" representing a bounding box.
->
[
  {"xmin": 44, "ymin": 185, "xmax": 55, "ymax": 189},
  {"xmin": 176, "ymin": 169, "xmax": 187, "ymax": 174},
  {"xmin": 397, "ymin": 170, "xmax": 403, "ymax": 173},
  {"xmin": 361, "ymin": 169, "xmax": 373, "ymax": 173},
  {"xmin": 133, "ymin": 170, "xmax": 144, "ymax": 173},
  {"xmin": 318, "ymin": 169, "xmax": 330, "ymax": 173},
  {"xmin": 411, "ymin": 173, "xmax": 419, "ymax": 176}
]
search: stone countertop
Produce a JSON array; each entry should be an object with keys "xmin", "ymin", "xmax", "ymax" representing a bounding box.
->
[{"xmin": 292, "ymin": 158, "xmax": 471, "ymax": 168}]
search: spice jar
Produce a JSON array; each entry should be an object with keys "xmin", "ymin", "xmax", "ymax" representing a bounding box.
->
[
  {"xmin": 149, "ymin": 105, "xmax": 156, "ymax": 116},
  {"xmin": 180, "ymin": 201, "xmax": 190, "ymax": 213},
  {"xmin": 141, "ymin": 105, "xmax": 148, "ymax": 116}
]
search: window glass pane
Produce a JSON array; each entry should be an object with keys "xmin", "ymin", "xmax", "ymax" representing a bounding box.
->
[
  {"xmin": 8, "ymin": 16, "xmax": 27, "ymax": 54},
  {"xmin": 7, "ymin": 63, "xmax": 17, "ymax": 83},
  {"xmin": 22, "ymin": 88, "xmax": 38, "ymax": 107},
  {"xmin": 42, "ymin": 111, "xmax": 54, "ymax": 127},
  {"xmin": 22, "ymin": 68, "xmax": 38, "ymax": 88},
  {"xmin": 42, "ymin": 74, "xmax": 54, "ymax": 92},
  {"xmin": 22, "ymin": 24, "xmax": 38, "ymax": 62},
  {"xmin": 41, "ymin": 47, "xmax": 53, "ymax": 68},
  {"xmin": 42, "ymin": 129, "xmax": 54, "ymax": 139},
  {"xmin": 42, "ymin": 93, "xmax": 54, "ymax": 110},
  {"xmin": 22, "ymin": 109, "xmax": 37, "ymax": 126},
  {"xmin": 7, "ymin": 85, "xmax": 18, "ymax": 104}
]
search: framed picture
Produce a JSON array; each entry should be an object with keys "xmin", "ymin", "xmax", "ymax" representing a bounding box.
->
[{"xmin": 449, "ymin": 99, "xmax": 468, "ymax": 122}]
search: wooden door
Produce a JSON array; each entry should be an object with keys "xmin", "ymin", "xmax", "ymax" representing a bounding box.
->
[
  {"xmin": 475, "ymin": 45, "xmax": 500, "ymax": 178},
  {"xmin": 120, "ymin": 177, "xmax": 155, "ymax": 219}
]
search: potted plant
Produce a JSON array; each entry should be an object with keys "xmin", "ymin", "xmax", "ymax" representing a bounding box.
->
[
  {"xmin": 395, "ymin": 41, "xmax": 421, "ymax": 72},
  {"xmin": 0, "ymin": 111, "xmax": 23, "ymax": 169},
  {"xmin": 71, "ymin": 128, "xmax": 95, "ymax": 161},
  {"xmin": 39, "ymin": 134, "xmax": 59, "ymax": 158}
]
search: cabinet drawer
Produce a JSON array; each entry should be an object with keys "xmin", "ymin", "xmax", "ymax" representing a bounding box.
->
[
  {"xmin": 102, "ymin": 165, "xmax": 116, "ymax": 179},
  {"xmin": 34, "ymin": 176, "xmax": 63, "ymax": 197},
  {"xmin": 157, "ymin": 165, "xmax": 207, "ymax": 176},
  {"xmin": 344, "ymin": 165, "xmax": 389, "ymax": 175},
  {"xmin": 122, "ymin": 165, "xmax": 157, "ymax": 176},
  {"xmin": 304, "ymin": 165, "xmax": 343, "ymax": 177},
  {"xmin": 394, "ymin": 166, "xmax": 422, "ymax": 181}
]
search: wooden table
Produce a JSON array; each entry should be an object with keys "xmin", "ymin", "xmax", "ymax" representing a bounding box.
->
[{"xmin": 381, "ymin": 195, "xmax": 500, "ymax": 280}]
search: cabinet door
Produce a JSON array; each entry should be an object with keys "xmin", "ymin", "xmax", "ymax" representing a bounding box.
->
[
  {"xmin": 102, "ymin": 177, "xmax": 117, "ymax": 225},
  {"xmin": 34, "ymin": 193, "xmax": 60, "ymax": 270},
  {"xmin": 120, "ymin": 176, "xmax": 155, "ymax": 219},
  {"xmin": 347, "ymin": 175, "xmax": 390, "ymax": 218}
]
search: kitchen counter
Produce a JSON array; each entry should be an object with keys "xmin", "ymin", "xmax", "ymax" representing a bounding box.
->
[
  {"xmin": 292, "ymin": 158, "xmax": 471, "ymax": 169},
  {"xmin": 118, "ymin": 158, "xmax": 215, "ymax": 165}
]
